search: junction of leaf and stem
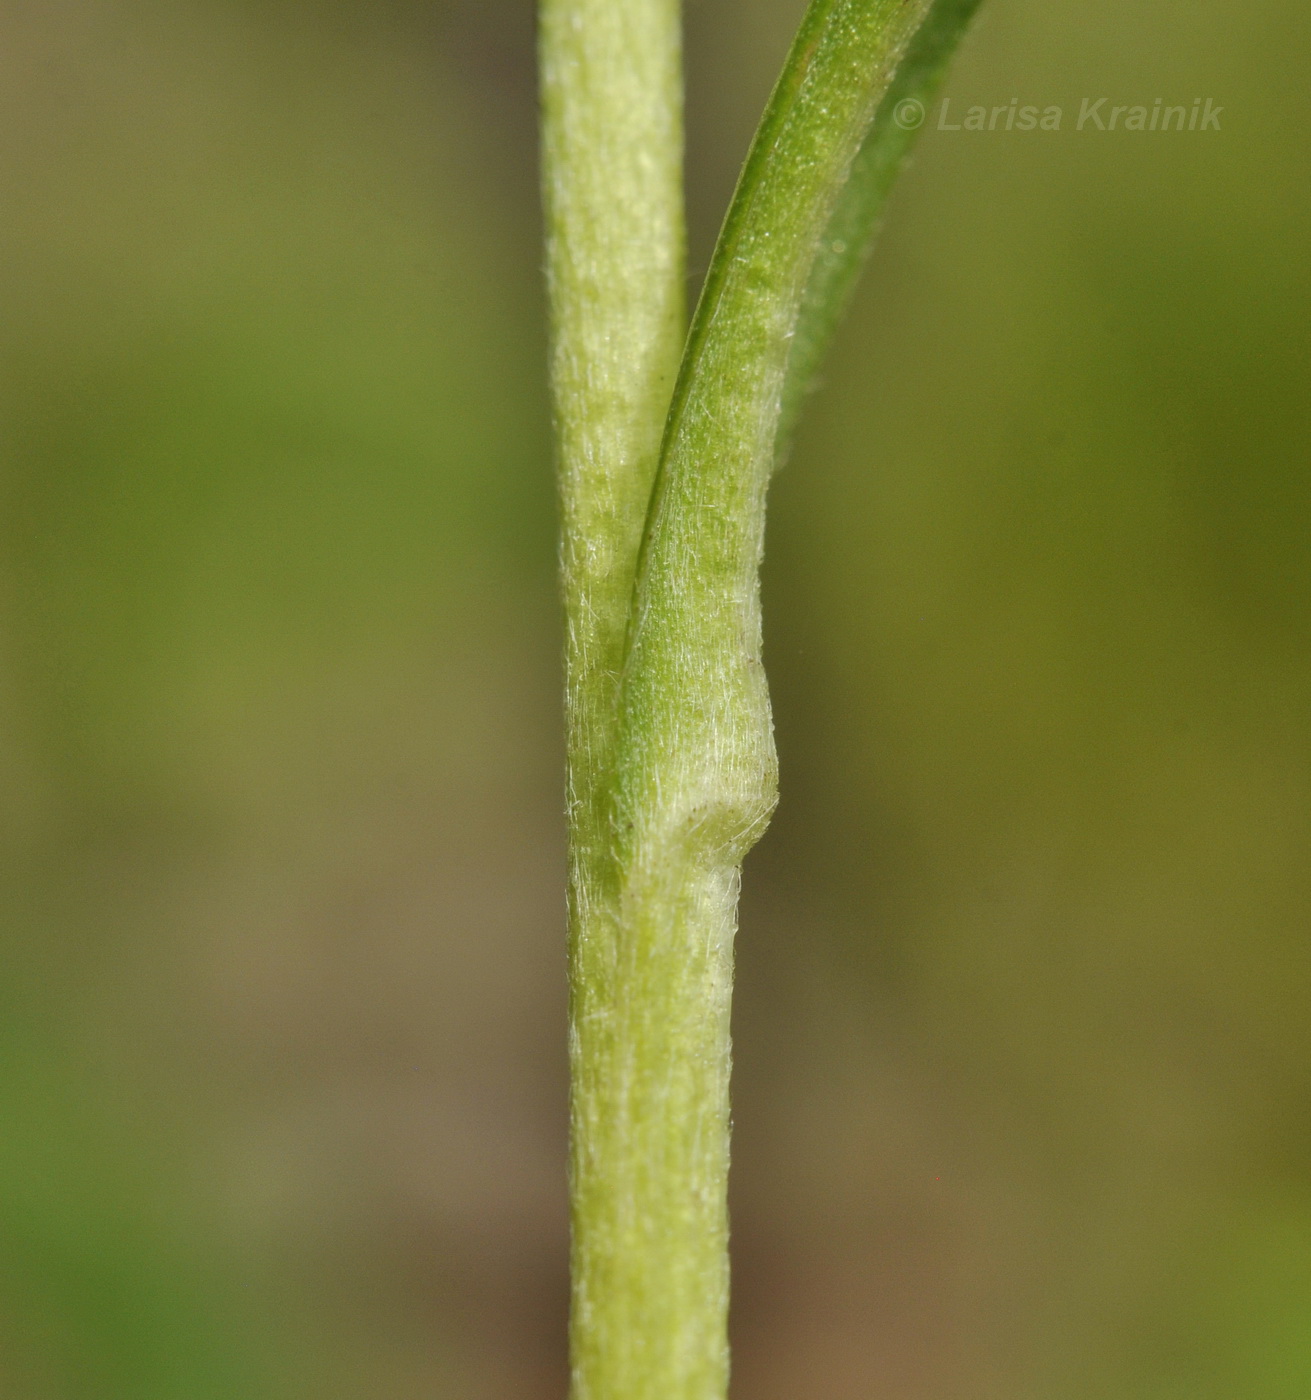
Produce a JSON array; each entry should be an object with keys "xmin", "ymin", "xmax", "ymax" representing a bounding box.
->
[{"xmin": 541, "ymin": 1, "xmax": 982, "ymax": 1395}]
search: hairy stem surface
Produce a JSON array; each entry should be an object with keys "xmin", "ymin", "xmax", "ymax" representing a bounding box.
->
[
  {"xmin": 543, "ymin": 0, "xmax": 979, "ymax": 1395},
  {"xmin": 540, "ymin": 0, "xmax": 686, "ymax": 1397}
]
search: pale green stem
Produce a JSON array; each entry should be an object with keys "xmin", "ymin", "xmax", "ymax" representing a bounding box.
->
[
  {"xmin": 539, "ymin": 0, "xmax": 686, "ymax": 1397},
  {"xmin": 544, "ymin": 0, "xmax": 977, "ymax": 1396},
  {"xmin": 541, "ymin": 0, "xmax": 685, "ymax": 783}
]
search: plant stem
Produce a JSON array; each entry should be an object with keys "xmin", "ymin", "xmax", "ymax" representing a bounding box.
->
[
  {"xmin": 543, "ymin": 0, "xmax": 980, "ymax": 1395},
  {"xmin": 540, "ymin": 0, "xmax": 687, "ymax": 1396},
  {"xmin": 594, "ymin": 11, "xmax": 935, "ymax": 1388}
]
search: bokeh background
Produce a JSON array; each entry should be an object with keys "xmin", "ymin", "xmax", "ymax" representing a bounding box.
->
[{"xmin": 2, "ymin": 0, "xmax": 1309, "ymax": 1395}]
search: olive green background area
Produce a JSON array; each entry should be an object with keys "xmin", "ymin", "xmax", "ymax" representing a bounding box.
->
[{"xmin": 1, "ymin": 0, "xmax": 1308, "ymax": 1395}]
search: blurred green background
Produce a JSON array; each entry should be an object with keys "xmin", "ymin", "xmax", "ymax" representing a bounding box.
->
[{"xmin": 2, "ymin": 0, "xmax": 1309, "ymax": 1395}]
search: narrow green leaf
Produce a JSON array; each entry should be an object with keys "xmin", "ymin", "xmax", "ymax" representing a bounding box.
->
[
  {"xmin": 618, "ymin": 0, "xmax": 941, "ymax": 857},
  {"xmin": 777, "ymin": 0, "xmax": 985, "ymax": 454}
]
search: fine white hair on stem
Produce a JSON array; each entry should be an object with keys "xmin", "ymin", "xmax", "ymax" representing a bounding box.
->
[{"xmin": 542, "ymin": 1, "xmax": 983, "ymax": 1396}]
